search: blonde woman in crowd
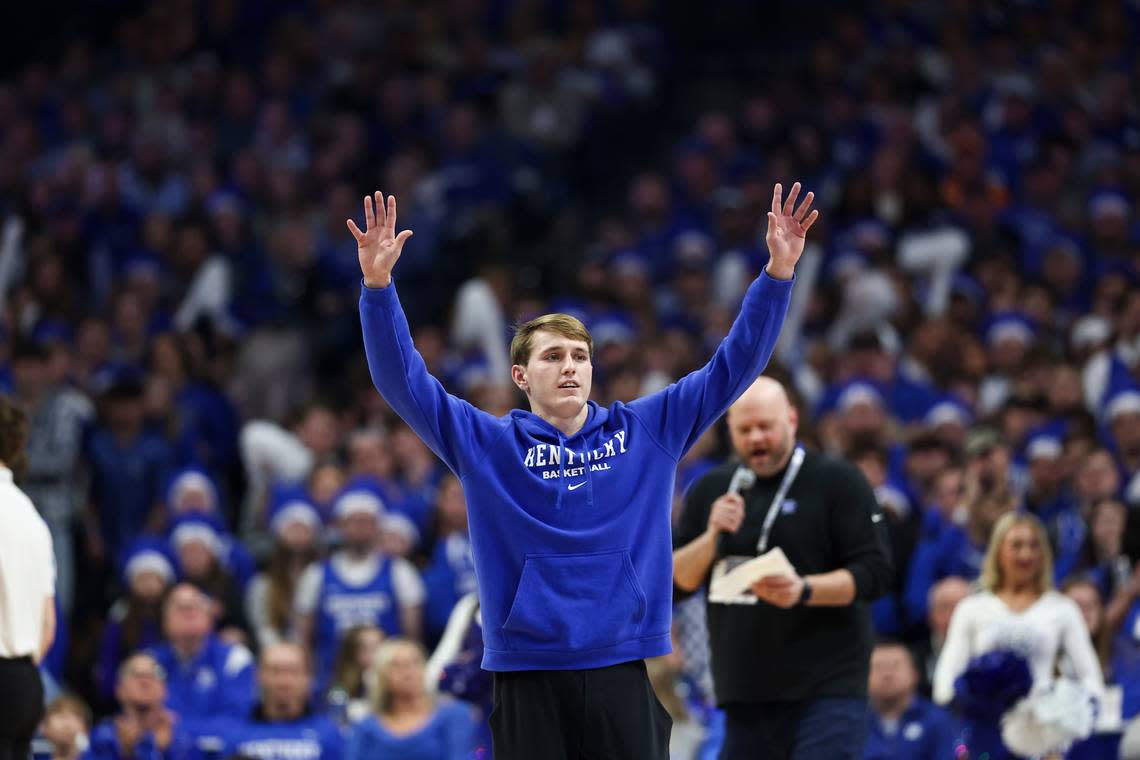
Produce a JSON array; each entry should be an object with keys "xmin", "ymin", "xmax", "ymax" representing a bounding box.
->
[
  {"xmin": 933, "ymin": 513, "xmax": 1104, "ymax": 758},
  {"xmin": 346, "ymin": 638, "xmax": 475, "ymax": 760}
]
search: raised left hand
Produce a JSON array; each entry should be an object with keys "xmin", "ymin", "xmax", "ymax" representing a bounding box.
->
[
  {"xmin": 751, "ymin": 573, "xmax": 805, "ymax": 608},
  {"xmin": 764, "ymin": 182, "xmax": 818, "ymax": 280}
]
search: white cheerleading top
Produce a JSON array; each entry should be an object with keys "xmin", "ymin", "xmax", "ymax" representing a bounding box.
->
[{"xmin": 932, "ymin": 589, "xmax": 1104, "ymax": 706}]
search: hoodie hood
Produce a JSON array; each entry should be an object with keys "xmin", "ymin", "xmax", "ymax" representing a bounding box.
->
[
  {"xmin": 508, "ymin": 400, "xmax": 609, "ymax": 439},
  {"xmin": 509, "ymin": 402, "xmax": 610, "ymax": 511}
]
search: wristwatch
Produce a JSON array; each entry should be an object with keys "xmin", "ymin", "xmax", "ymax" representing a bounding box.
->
[{"xmin": 798, "ymin": 579, "xmax": 813, "ymax": 605}]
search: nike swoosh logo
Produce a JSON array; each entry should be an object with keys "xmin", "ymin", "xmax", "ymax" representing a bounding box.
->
[
  {"xmin": 568, "ymin": 481, "xmax": 586, "ymax": 491},
  {"xmin": 872, "ymin": 513, "xmax": 884, "ymax": 523}
]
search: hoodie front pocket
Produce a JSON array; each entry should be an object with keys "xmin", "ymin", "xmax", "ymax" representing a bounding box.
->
[{"xmin": 501, "ymin": 550, "xmax": 647, "ymax": 653}]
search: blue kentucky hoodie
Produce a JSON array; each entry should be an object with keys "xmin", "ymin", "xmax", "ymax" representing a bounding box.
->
[{"xmin": 360, "ymin": 272, "xmax": 793, "ymax": 670}]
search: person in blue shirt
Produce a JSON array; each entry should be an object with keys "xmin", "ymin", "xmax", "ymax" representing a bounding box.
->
[
  {"xmin": 210, "ymin": 643, "xmax": 343, "ymax": 760},
  {"xmin": 421, "ymin": 474, "xmax": 476, "ymax": 646},
  {"xmin": 864, "ymin": 641, "xmax": 956, "ymax": 760},
  {"xmin": 345, "ymin": 638, "xmax": 476, "ymax": 760},
  {"xmin": 294, "ymin": 485, "xmax": 425, "ymax": 691},
  {"xmin": 82, "ymin": 653, "xmax": 196, "ymax": 760},
  {"xmin": 348, "ymin": 184, "xmax": 814, "ymax": 757},
  {"xmin": 147, "ymin": 583, "xmax": 256, "ymax": 732},
  {"xmin": 85, "ymin": 377, "xmax": 173, "ymax": 562}
]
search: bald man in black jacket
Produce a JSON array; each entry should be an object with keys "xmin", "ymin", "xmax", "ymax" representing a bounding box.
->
[{"xmin": 674, "ymin": 377, "xmax": 892, "ymax": 760}]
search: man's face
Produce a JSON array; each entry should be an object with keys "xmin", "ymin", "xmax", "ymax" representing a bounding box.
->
[
  {"xmin": 1077, "ymin": 452, "xmax": 1121, "ymax": 502},
  {"xmin": 728, "ymin": 395, "xmax": 797, "ymax": 478},
  {"xmin": 517, "ymin": 331, "xmax": 593, "ymax": 418},
  {"xmin": 349, "ymin": 434, "xmax": 390, "ymax": 478},
  {"xmin": 339, "ymin": 512, "xmax": 379, "ymax": 552},
  {"xmin": 906, "ymin": 446, "xmax": 949, "ymax": 490},
  {"xmin": 868, "ymin": 645, "xmax": 916, "ymax": 704},
  {"xmin": 297, "ymin": 407, "xmax": 338, "ymax": 457},
  {"xmin": 162, "ymin": 585, "xmax": 213, "ymax": 642},
  {"xmin": 259, "ymin": 646, "xmax": 310, "ymax": 716},
  {"xmin": 116, "ymin": 655, "xmax": 167, "ymax": 711},
  {"xmin": 840, "ymin": 401, "xmax": 887, "ymax": 440},
  {"xmin": 971, "ymin": 444, "xmax": 1010, "ymax": 491}
]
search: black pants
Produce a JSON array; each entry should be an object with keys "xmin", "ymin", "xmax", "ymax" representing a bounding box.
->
[
  {"xmin": 0, "ymin": 657, "xmax": 44, "ymax": 760},
  {"xmin": 490, "ymin": 659, "xmax": 671, "ymax": 760},
  {"xmin": 720, "ymin": 697, "xmax": 868, "ymax": 760}
]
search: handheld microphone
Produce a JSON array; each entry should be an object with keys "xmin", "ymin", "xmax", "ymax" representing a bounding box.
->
[
  {"xmin": 717, "ymin": 466, "xmax": 756, "ymax": 555},
  {"xmin": 727, "ymin": 466, "xmax": 756, "ymax": 496}
]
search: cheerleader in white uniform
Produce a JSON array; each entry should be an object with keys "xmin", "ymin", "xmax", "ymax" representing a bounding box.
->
[{"xmin": 933, "ymin": 513, "xmax": 1104, "ymax": 758}]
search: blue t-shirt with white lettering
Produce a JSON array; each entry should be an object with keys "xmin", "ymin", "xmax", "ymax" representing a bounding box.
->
[
  {"xmin": 214, "ymin": 710, "xmax": 343, "ymax": 760},
  {"xmin": 315, "ymin": 556, "xmax": 402, "ymax": 681}
]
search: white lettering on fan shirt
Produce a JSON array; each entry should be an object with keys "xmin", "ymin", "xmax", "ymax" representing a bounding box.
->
[{"xmin": 525, "ymin": 430, "xmax": 628, "ymax": 479}]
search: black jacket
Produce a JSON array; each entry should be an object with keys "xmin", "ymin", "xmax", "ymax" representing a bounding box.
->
[{"xmin": 674, "ymin": 449, "xmax": 892, "ymax": 705}]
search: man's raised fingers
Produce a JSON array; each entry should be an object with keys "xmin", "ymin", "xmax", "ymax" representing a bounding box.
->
[
  {"xmin": 793, "ymin": 191, "xmax": 815, "ymax": 222},
  {"xmin": 801, "ymin": 209, "xmax": 820, "ymax": 233},
  {"xmin": 364, "ymin": 195, "xmax": 375, "ymax": 230},
  {"xmin": 387, "ymin": 195, "xmax": 397, "ymax": 235},
  {"xmin": 374, "ymin": 191, "xmax": 386, "ymax": 231},
  {"xmin": 783, "ymin": 182, "xmax": 801, "ymax": 216},
  {"xmin": 771, "ymin": 183, "xmax": 782, "ymax": 214},
  {"xmin": 346, "ymin": 219, "xmax": 364, "ymax": 242},
  {"xmin": 394, "ymin": 229, "xmax": 414, "ymax": 249}
]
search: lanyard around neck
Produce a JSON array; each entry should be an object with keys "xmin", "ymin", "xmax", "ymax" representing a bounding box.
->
[{"xmin": 756, "ymin": 445, "xmax": 805, "ymax": 554}]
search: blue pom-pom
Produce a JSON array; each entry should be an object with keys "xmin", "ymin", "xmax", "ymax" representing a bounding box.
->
[{"xmin": 953, "ymin": 648, "xmax": 1033, "ymax": 720}]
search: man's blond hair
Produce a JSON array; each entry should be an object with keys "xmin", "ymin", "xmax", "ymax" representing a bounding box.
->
[{"xmin": 510, "ymin": 314, "xmax": 594, "ymax": 366}]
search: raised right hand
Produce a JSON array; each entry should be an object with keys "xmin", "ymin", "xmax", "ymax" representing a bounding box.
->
[
  {"xmin": 707, "ymin": 493, "xmax": 745, "ymax": 535},
  {"xmin": 348, "ymin": 192, "xmax": 414, "ymax": 289}
]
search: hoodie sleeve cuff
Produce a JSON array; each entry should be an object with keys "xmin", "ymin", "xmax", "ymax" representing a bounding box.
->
[
  {"xmin": 360, "ymin": 277, "xmax": 397, "ymax": 306},
  {"xmin": 757, "ymin": 269, "xmax": 796, "ymax": 288}
]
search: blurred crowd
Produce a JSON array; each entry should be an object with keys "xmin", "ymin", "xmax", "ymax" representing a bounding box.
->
[{"xmin": 1, "ymin": 0, "xmax": 1139, "ymax": 758}]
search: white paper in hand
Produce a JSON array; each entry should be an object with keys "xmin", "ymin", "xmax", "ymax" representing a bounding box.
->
[{"xmin": 709, "ymin": 547, "xmax": 796, "ymax": 604}]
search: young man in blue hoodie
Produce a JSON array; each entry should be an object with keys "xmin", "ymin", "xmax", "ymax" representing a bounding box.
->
[{"xmin": 349, "ymin": 183, "xmax": 817, "ymax": 758}]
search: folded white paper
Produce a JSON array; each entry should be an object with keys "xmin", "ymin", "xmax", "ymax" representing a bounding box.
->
[{"xmin": 709, "ymin": 547, "xmax": 797, "ymax": 602}]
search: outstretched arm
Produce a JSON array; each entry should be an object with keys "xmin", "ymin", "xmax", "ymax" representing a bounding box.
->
[
  {"xmin": 354, "ymin": 193, "xmax": 501, "ymax": 475},
  {"xmin": 628, "ymin": 183, "xmax": 818, "ymax": 459}
]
